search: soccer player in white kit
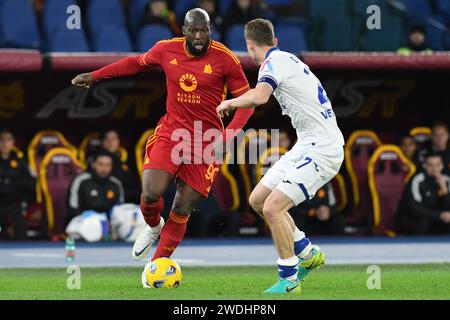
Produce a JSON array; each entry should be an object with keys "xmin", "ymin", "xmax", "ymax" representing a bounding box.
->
[{"xmin": 217, "ymin": 19, "xmax": 345, "ymax": 294}]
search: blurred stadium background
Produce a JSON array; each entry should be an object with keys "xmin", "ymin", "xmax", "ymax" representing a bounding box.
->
[{"xmin": 1, "ymin": 0, "xmax": 450, "ymax": 271}]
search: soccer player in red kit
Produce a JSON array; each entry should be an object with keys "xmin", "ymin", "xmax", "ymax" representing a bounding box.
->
[{"xmin": 71, "ymin": 9, "xmax": 253, "ymax": 267}]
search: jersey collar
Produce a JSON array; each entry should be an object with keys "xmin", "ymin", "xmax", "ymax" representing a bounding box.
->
[{"xmin": 265, "ymin": 46, "xmax": 280, "ymax": 60}]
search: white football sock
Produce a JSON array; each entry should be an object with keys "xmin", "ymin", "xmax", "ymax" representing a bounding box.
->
[
  {"xmin": 277, "ymin": 256, "xmax": 299, "ymax": 282},
  {"xmin": 299, "ymin": 245, "xmax": 313, "ymax": 259},
  {"xmin": 293, "ymin": 227, "xmax": 305, "ymax": 242}
]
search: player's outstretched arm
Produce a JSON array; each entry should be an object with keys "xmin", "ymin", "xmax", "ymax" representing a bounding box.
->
[
  {"xmin": 71, "ymin": 55, "xmax": 150, "ymax": 88},
  {"xmin": 217, "ymin": 83, "xmax": 273, "ymax": 118}
]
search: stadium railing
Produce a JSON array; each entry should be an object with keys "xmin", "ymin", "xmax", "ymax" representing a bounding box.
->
[{"xmin": 4, "ymin": 51, "xmax": 450, "ymax": 72}]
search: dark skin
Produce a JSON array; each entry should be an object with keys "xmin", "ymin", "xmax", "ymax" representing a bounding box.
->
[
  {"xmin": 182, "ymin": 8, "xmax": 212, "ymax": 56},
  {"xmin": 71, "ymin": 9, "xmax": 212, "ymax": 88},
  {"xmin": 71, "ymin": 9, "xmax": 213, "ymax": 216}
]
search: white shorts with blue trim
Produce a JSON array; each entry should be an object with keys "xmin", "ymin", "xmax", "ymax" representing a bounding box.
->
[{"xmin": 260, "ymin": 142, "xmax": 344, "ymax": 206}]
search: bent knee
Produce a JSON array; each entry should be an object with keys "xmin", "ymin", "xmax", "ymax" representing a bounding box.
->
[
  {"xmin": 141, "ymin": 190, "xmax": 163, "ymax": 204},
  {"xmin": 171, "ymin": 203, "xmax": 192, "ymax": 217},
  {"xmin": 249, "ymin": 191, "xmax": 265, "ymax": 214},
  {"xmin": 262, "ymin": 202, "xmax": 282, "ymax": 223}
]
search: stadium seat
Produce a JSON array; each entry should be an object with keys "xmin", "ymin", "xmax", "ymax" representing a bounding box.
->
[
  {"xmin": 255, "ymin": 146, "xmax": 288, "ymax": 184},
  {"xmin": 43, "ymin": 0, "xmax": 77, "ymax": 38},
  {"xmin": 436, "ymin": 0, "xmax": 450, "ymax": 18},
  {"xmin": 265, "ymin": 0, "xmax": 293, "ymax": 7},
  {"xmin": 137, "ymin": 24, "xmax": 173, "ymax": 52},
  {"xmin": 174, "ymin": 0, "xmax": 197, "ymax": 21},
  {"xmin": 307, "ymin": 0, "xmax": 356, "ymax": 51},
  {"xmin": 401, "ymin": 0, "xmax": 432, "ymax": 25},
  {"xmin": 79, "ymin": 132, "xmax": 128, "ymax": 164},
  {"xmin": 211, "ymin": 168, "xmax": 241, "ymax": 212},
  {"xmin": 351, "ymin": 0, "xmax": 406, "ymax": 51},
  {"xmin": 93, "ymin": 25, "xmax": 133, "ymax": 52},
  {"xmin": 235, "ymin": 130, "xmax": 272, "ymax": 210},
  {"xmin": 321, "ymin": 17, "xmax": 356, "ymax": 51},
  {"xmin": 409, "ymin": 126, "xmax": 431, "ymax": 149},
  {"xmin": 218, "ymin": 0, "xmax": 233, "ymax": 16},
  {"xmin": 0, "ymin": 0, "xmax": 41, "ymax": 49},
  {"xmin": 226, "ymin": 24, "xmax": 247, "ymax": 52},
  {"xmin": 363, "ymin": 14, "xmax": 405, "ymax": 51},
  {"xmin": 308, "ymin": 0, "xmax": 351, "ymax": 19},
  {"xmin": 39, "ymin": 148, "xmax": 85, "ymax": 236},
  {"xmin": 352, "ymin": 0, "xmax": 406, "ymax": 17},
  {"xmin": 277, "ymin": 17, "xmax": 307, "ymax": 30},
  {"xmin": 48, "ymin": 28, "xmax": 90, "ymax": 52},
  {"xmin": 28, "ymin": 131, "xmax": 78, "ymax": 203},
  {"xmin": 368, "ymin": 145, "xmax": 416, "ymax": 236},
  {"xmin": 330, "ymin": 173, "xmax": 348, "ymax": 213},
  {"xmin": 353, "ymin": 0, "xmax": 405, "ymax": 51},
  {"xmin": 87, "ymin": 0, "xmax": 127, "ymax": 37},
  {"xmin": 211, "ymin": 30, "xmax": 221, "ymax": 41},
  {"xmin": 135, "ymin": 128, "xmax": 155, "ymax": 181},
  {"xmin": 344, "ymin": 130, "xmax": 382, "ymax": 229},
  {"xmin": 276, "ymin": 25, "xmax": 307, "ymax": 53},
  {"xmin": 128, "ymin": 0, "xmax": 150, "ymax": 35},
  {"xmin": 222, "ymin": 141, "xmax": 262, "ymax": 233},
  {"xmin": 79, "ymin": 133, "xmax": 101, "ymax": 164},
  {"xmin": 11, "ymin": 146, "xmax": 24, "ymax": 159},
  {"xmin": 424, "ymin": 16, "xmax": 448, "ymax": 51}
]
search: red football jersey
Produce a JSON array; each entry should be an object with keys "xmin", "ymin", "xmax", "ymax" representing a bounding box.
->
[{"xmin": 137, "ymin": 37, "xmax": 250, "ymax": 142}]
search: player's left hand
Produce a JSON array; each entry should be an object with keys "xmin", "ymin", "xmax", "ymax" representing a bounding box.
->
[{"xmin": 216, "ymin": 100, "xmax": 235, "ymax": 118}]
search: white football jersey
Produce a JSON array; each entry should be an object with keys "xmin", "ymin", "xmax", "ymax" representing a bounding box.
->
[{"xmin": 257, "ymin": 47, "xmax": 345, "ymax": 147}]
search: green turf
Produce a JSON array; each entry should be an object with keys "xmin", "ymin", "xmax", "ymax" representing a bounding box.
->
[{"xmin": 0, "ymin": 263, "xmax": 449, "ymax": 300}]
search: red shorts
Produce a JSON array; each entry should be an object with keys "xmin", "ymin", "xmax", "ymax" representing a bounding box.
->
[{"xmin": 143, "ymin": 135, "xmax": 219, "ymax": 198}]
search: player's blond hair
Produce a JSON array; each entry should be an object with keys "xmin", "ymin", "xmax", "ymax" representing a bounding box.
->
[{"xmin": 244, "ymin": 18, "xmax": 275, "ymax": 47}]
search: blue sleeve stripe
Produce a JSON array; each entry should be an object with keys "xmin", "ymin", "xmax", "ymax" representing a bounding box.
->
[
  {"xmin": 298, "ymin": 183, "xmax": 310, "ymax": 202},
  {"xmin": 258, "ymin": 76, "xmax": 278, "ymax": 91},
  {"xmin": 259, "ymin": 74, "xmax": 277, "ymax": 84}
]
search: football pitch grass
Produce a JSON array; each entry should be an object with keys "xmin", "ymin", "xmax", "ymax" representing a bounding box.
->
[{"xmin": 1, "ymin": 264, "xmax": 449, "ymax": 300}]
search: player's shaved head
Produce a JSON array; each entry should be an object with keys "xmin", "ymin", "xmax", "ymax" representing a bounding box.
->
[
  {"xmin": 183, "ymin": 8, "xmax": 212, "ymax": 57},
  {"xmin": 184, "ymin": 8, "xmax": 211, "ymax": 27}
]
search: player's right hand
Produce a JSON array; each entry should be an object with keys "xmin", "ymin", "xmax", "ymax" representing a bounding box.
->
[
  {"xmin": 71, "ymin": 73, "xmax": 95, "ymax": 88},
  {"xmin": 216, "ymin": 100, "xmax": 235, "ymax": 118}
]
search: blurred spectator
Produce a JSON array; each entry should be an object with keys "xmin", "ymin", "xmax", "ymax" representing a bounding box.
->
[
  {"xmin": 396, "ymin": 152, "xmax": 450, "ymax": 234},
  {"xmin": 139, "ymin": 0, "xmax": 181, "ymax": 36},
  {"xmin": 198, "ymin": 0, "xmax": 223, "ymax": 34},
  {"xmin": 223, "ymin": 0, "xmax": 258, "ymax": 27},
  {"xmin": 0, "ymin": 129, "xmax": 35, "ymax": 240},
  {"xmin": 397, "ymin": 25, "xmax": 433, "ymax": 55},
  {"xmin": 289, "ymin": 183, "xmax": 345, "ymax": 235},
  {"xmin": 33, "ymin": 0, "xmax": 44, "ymax": 12},
  {"xmin": 67, "ymin": 150, "xmax": 124, "ymax": 222},
  {"xmin": 399, "ymin": 135, "xmax": 421, "ymax": 168},
  {"xmin": 98, "ymin": 129, "xmax": 140, "ymax": 203},
  {"xmin": 263, "ymin": 0, "xmax": 300, "ymax": 18},
  {"xmin": 419, "ymin": 122, "xmax": 450, "ymax": 174},
  {"xmin": 223, "ymin": 0, "xmax": 270, "ymax": 29}
]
